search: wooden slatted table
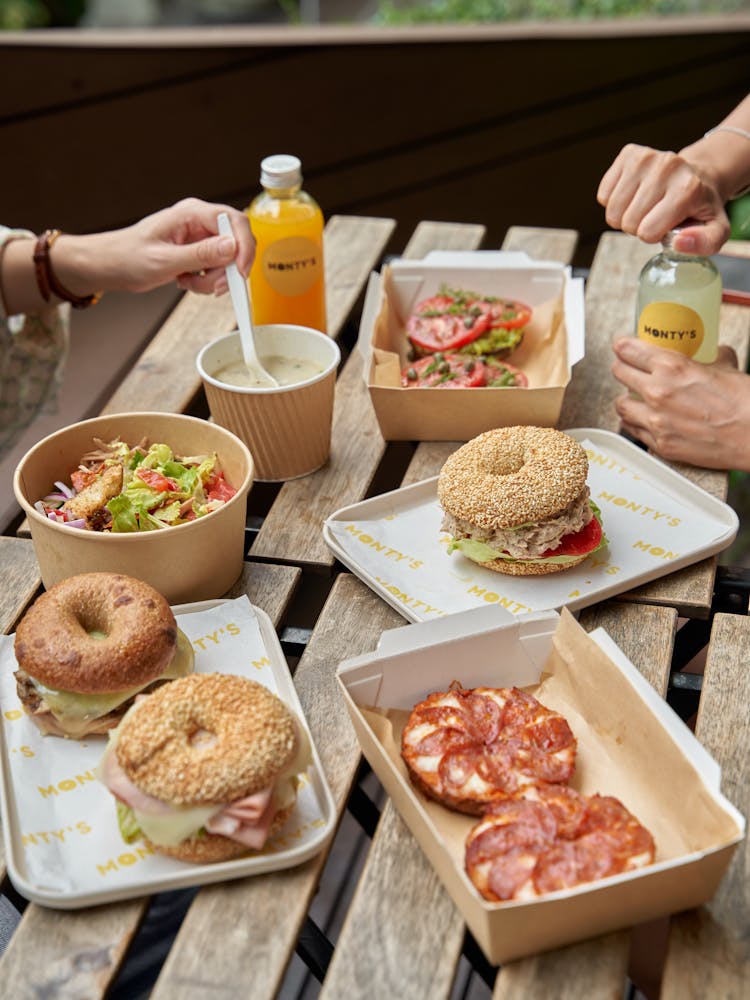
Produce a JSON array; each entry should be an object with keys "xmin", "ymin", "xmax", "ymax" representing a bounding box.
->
[{"xmin": 1, "ymin": 218, "xmax": 749, "ymax": 1000}]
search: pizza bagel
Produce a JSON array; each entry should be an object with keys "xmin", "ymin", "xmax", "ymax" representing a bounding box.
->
[
  {"xmin": 465, "ymin": 785, "xmax": 656, "ymax": 901},
  {"xmin": 438, "ymin": 427, "xmax": 605, "ymax": 576},
  {"xmin": 400, "ymin": 685, "xmax": 576, "ymax": 815}
]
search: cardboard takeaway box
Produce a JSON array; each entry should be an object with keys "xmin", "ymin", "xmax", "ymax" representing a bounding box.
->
[
  {"xmin": 336, "ymin": 605, "xmax": 744, "ymax": 965},
  {"xmin": 356, "ymin": 251, "xmax": 585, "ymax": 441}
]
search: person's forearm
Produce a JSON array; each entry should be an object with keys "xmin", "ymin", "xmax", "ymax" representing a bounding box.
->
[
  {"xmin": 1, "ymin": 232, "xmax": 104, "ymax": 317},
  {"xmin": 680, "ymin": 93, "xmax": 750, "ymax": 203}
]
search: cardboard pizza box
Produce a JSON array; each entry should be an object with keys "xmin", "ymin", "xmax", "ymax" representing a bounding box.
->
[
  {"xmin": 336, "ymin": 606, "xmax": 744, "ymax": 964},
  {"xmin": 356, "ymin": 251, "xmax": 585, "ymax": 441}
]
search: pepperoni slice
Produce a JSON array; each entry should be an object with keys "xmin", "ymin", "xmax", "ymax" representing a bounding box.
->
[
  {"xmin": 526, "ymin": 715, "xmax": 576, "ymax": 753},
  {"xmin": 439, "ymin": 748, "xmax": 482, "ymax": 789},
  {"xmin": 459, "ymin": 691, "xmax": 503, "ymax": 744},
  {"xmin": 487, "ymin": 846, "xmax": 540, "ymax": 901},
  {"xmin": 533, "ymin": 785, "xmax": 588, "ymax": 839},
  {"xmin": 413, "ymin": 727, "xmax": 471, "ymax": 756}
]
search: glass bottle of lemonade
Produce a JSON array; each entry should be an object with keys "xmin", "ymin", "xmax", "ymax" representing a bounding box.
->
[
  {"xmin": 246, "ymin": 154, "xmax": 327, "ymax": 334},
  {"xmin": 635, "ymin": 228, "xmax": 721, "ymax": 364}
]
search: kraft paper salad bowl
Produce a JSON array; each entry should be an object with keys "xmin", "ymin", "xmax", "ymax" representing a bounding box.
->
[{"xmin": 13, "ymin": 412, "xmax": 254, "ymax": 604}]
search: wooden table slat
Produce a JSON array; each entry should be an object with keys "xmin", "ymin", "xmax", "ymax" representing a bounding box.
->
[
  {"xmin": 320, "ymin": 800, "xmax": 465, "ymax": 1000},
  {"xmin": 660, "ymin": 611, "xmax": 750, "ymax": 1000}
]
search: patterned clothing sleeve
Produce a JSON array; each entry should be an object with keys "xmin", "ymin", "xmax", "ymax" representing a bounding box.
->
[{"xmin": 0, "ymin": 225, "xmax": 70, "ymax": 459}]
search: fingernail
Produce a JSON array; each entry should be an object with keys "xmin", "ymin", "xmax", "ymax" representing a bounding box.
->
[
  {"xmin": 674, "ymin": 234, "xmax": 696, "ymax": 252},
  {"xmin": 217, "ymin": 235, "xmax": 236, "ymax": 257}
]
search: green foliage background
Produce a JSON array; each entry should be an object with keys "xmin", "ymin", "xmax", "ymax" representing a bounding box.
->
[{"xmin": 374, "ymin": 0, "xmax": 748, "ymax": 23}]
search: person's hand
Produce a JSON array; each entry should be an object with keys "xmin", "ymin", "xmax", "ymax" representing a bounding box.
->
[
  {"xmin": 597, "ymin": 144, "xmax": 730, "ymax": 256},
  {"xmin": 611, "ymin": 336, "xmax": 750, "ymax": 471},
  {"xmin": 81, "ymin": 198, "xmax": 255, "ymax": 297}
]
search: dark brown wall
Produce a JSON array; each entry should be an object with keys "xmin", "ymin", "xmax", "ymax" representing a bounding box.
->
[{"xmin": 1, "ymin": 22, "xmax": 749, "ymax": 267}]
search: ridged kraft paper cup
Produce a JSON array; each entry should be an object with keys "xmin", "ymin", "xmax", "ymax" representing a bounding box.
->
[
  {"xmin": 13, "ymin": 412, "xmax": 254, "ymax": 604},
  {"xmin": 197, "ymin": 325, "xmax": 341, "ymax": 482}
]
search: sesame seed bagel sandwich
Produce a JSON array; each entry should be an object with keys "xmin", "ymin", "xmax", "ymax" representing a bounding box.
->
[
  {"xmin": 438, "ymin": 427, "xmax": 606, "ymax": 576},
  {"xmin": 97, "ymin": 673, "xmax": 312, "ymax": 863}
]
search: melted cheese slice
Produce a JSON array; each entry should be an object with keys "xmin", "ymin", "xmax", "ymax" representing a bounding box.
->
[{"xmin": 31, "ymin": 628, "xmax": 195, "ymax": 738}]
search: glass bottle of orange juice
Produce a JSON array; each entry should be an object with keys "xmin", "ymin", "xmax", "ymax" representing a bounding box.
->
[{"xmin": 245, "ymin": 154, "xmax": 327, "ymax": 333}]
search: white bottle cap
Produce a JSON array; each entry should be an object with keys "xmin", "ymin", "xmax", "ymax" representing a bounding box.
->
[{"xmin": 260, "ymin": 154, "xmax": 302, "ymax": 189}]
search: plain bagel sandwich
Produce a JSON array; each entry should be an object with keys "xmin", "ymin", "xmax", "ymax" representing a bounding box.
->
[
  {"xmin": 98, "ymin": 672, "xmax": 312, "ymax": 863},
  {"xmin": 13, "ymin": 572, "xmax": 194, "ymax": 738},
  {"xmin": 438, "ymin": 427, "xmax": 606, "ymax": 576}
]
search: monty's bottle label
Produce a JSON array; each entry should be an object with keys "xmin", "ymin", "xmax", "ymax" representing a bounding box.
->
[
  {"xmin": 261, "ymin": 236, "xmax": 322, "ymax": 297},
  {"xmin": 637, "ymin": 302, "xmax": 704, "ymax": 357}
]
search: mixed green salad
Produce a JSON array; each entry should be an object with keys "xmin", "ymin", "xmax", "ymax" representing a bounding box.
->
[{"xmin": 36, "ymin": 437, "xmax": 237, "ymax": 532}]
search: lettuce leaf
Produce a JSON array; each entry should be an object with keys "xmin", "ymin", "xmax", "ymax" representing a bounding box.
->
[
  {"xmin": 447, "ymin": 537, "xmax": 589, "ymax": 566},
  {"xmin": 116, "ymin": 802, "xmax": 142, "ymax": 845},
  {"xmin": 462, "ymin": 326, "xmax": 524, "ymax": 357}
]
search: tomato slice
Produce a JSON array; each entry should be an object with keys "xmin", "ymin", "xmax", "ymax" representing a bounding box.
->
[
  {"xmin": 136, "ymin": 468, "xmax": 179, "ymax": 492},
  {"xmin": 401, "ymin": 353, "xmax": 488, "ymax": 388},
  {"xmin": 206, "ymin": 472, "xmax": 237, "ymax": 502},
  {"xmin": 475, "ymin": 298, "xmax": 533, "ymax": 330},
  {"xmin": 540, "ymin": 514, "xmax": 603, "ymax": 559},
  {"xmin": 407, "ymin": 294, "xmax": 490, "ymax": 354}
]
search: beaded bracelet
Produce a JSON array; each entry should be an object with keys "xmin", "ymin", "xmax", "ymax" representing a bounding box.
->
[{"xmin": 33, "ymin": 229, "xmax": 102, "ymax": 309}]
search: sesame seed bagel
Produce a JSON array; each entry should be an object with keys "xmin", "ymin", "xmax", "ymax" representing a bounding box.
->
[
  {"xmin": 14, "ymin": 572, "xmax": 177, "ymax": 693},
  {"xmin": 114, "ymin": 673, "xmax": 298, "ymax": 806},
  {"xmin": 438, "ymin": 427, "xmax": 589, "ymax": 530}
]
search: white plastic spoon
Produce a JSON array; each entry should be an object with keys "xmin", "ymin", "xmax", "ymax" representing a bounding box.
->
[{"xmin": 216, "ymin": 212, "xmax": 278, "ymax": 388}]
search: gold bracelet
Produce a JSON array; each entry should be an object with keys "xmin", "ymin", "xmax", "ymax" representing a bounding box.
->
[{"xmin": 33, "ymin": 229, "xmax": 102, "ymax": 309}]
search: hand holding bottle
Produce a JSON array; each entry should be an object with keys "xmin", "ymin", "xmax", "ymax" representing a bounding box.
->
[{"xmin": 610, "ymin": 337, "xmax": 750, "ymax": 470}]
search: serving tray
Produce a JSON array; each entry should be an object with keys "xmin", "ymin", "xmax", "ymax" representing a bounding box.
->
[
  {"xmin": 323, "ymin": 428, "xmax": 738, "ymax": 622},
  {"xmin": 0, "ymin": 596, "xmax": 335, "ymax": 909}
]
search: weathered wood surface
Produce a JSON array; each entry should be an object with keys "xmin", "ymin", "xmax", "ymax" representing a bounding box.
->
[
  {"xmin": 660, "ymin": 610, "xmax": 750, "ymax": 1000},
  {"xmin": 250, "ymin": 219, "xmax": 487, "ymax": 568},
  {"xmin": 320, "ymin": 798, "xmax": 465, "ymax": 1000},
  {"xmin": 0, "ymin": 560, "xmax": 301, "ymax": 1000},
  {"xmin": 0, "ymin": 537, "xmax": 41, "ymax": 634},
  {"xmin": 151, "ymin": 574, "xmax": 402, "ymax": 1000}
]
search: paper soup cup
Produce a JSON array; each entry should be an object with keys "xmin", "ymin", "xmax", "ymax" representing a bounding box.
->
[
  {"xmin": 13, "ymin": 412, "xmax": 254, "ymax": 604},
  {"xmin": 197, "ymin": 325, "xmax": 340, "ymax": 482}
]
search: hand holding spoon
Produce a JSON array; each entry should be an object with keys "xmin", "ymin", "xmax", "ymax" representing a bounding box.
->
[{"xmin": 217, "ymin": 212, "xmax": 278, "ymax": 388}]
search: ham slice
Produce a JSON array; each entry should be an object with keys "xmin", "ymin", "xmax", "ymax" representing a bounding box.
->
[{"xmin": 101, "ymin": 745, "xmax": 278, "ymax": 848}]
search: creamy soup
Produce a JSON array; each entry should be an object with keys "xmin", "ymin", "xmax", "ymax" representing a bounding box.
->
[{"xmin": 212, "ymin": 356, "xmax": 324, "ymax": 389}]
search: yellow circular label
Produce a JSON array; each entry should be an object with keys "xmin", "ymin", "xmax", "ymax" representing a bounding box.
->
[
  {"xmin": 261, "ymin": 236, "xmax": 322, "ymax": 297},
  {"xmin": 637, "ymin": 301, "xmax": 704, "ymax": 356}
]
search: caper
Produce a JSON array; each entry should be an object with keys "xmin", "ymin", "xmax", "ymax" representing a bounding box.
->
[{"xmin": 407, "ymin": 367, "xmax": 417, "ymax": 381}]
